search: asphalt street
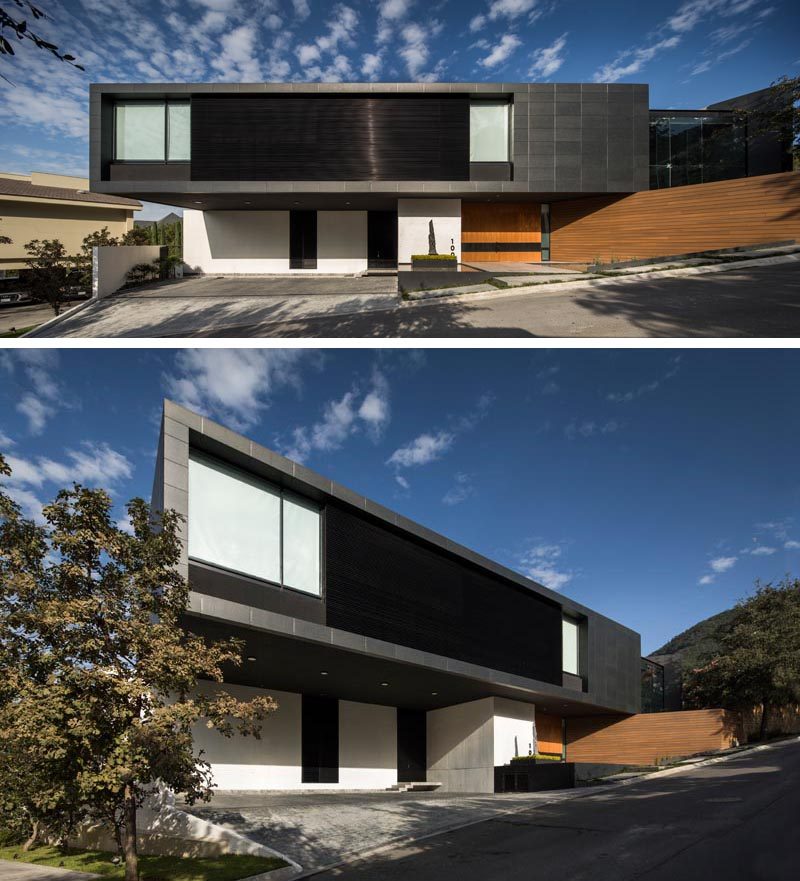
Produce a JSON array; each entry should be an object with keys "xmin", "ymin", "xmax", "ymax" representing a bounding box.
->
[{"xmin": 313, "ymin": 739, "xmax": 800, "ymax": 881}]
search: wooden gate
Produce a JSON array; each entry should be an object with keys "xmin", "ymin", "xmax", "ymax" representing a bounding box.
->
[{"xmin": 461, "ymin": 202, "xmax": 541, "ymax": 262}]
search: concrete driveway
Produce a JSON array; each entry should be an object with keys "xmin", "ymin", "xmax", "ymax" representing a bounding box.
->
[
  {"xmin": 183, "ymin": 789, "xmax": 575, "ymax": 873},
  {"xmin": 29, "ymin": 275, "xmax": 399, "ymax": 338},
  {"xmin": 0, "ymin": 864, "xmax": 97, "ymax": 881},
  {"xmin": 311, "ymin": 739, "xmax": 800, "ymax": 881}
]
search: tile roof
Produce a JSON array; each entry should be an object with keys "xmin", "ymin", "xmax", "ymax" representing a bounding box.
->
[{"xmin": 0, "ymin": 178, "xmax": 141, "ymax": 208}]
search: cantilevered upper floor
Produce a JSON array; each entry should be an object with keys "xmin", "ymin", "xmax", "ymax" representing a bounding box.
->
[
  {"xmin": 90, "ymin": 81, "xmax": 651, "ymax": 209},
  {"xmin": 153, "ymin": 400, "xmax": 642, "ymax": 718}
]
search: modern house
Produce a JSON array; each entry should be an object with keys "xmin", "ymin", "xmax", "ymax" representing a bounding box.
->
[
  {"xmin": 0, "ymin": 171, "xmax": 140, "ymax": 290},
  {"xmin": 89, "ymin": 82, "xmax": 797, "ymax": 274},
  {"xmin": 154, "ymin": 400, "xmax": 644, "ymax": 793}
]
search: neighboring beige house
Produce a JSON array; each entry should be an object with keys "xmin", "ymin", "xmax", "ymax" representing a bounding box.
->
[{"xmin": 0, "ymin": 171, "xmax": 141, "ymax": 279}]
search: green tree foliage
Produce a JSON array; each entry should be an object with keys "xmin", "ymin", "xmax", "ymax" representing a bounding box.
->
[
  {"xmin": 0, "ymin": 453, "xmax": 277, "ymax": 881},
  {"xmin": 121, "ymin": 227, "xmax": 151, "ymax": 246},
  {"xmin": 74, "ymin": 226, "xmax": 120, "ymax": 289},
  {"xmin": 684, "ymin": 578, "xmax": 800, "ymax": 740},
  {"xmin": 0, "ymin": 2, "xmax": 83, "ymax": 84},
  {"xmin": 0, "ymin": 216, "xmax": 11, "ymax": 245},
  {"xmin": 736, "ymin": 75, "xmax": 800, "ymax": 168},
  {"xmin": 22, "ymin": 238, "xmax": 74, "ymax": 315}
]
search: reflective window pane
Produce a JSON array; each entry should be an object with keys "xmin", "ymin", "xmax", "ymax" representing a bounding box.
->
[
  {"xmin": 115, "ymin": 102, "xmax": 166, "ymax": 161},
  {"xmin": 188, "ymin": 453, "xmax": 281, "ymax": 584},
  {"xmin": 167, "ymin": 102, "xmax": 191, "ymax": 161},
  {"xmin": 470, "ymin": 101, "xmax": 510, "ymax": 162},
  {"xmin": 282, "ymin": 495, "xmax": 321, "ymax": 596},
  {"xmin": 562, "ymin": 616, "xmax": 580, "ymax": 675}
]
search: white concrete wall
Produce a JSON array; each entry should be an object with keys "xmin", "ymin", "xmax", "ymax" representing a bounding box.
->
[
  {"xmin": 191, "ymin": 681, "xmax": 302, "ymax": 789},
  {"xmin": 92, "ymin": 244, "xmax": 161, "ymax": 298},
  {"xmin": 426, "ymin": 697, "xmax": 494, "ymax": 793},
  {"xmin": 183, "ymin": 209, "xmax": 290, "ymax": 274},
  {"xmin": 317, "ymin": 210, "xmax": 368, "ymax": 274},
  {"xmin": 492, "ymin": 698, "xmax": 537, "ymax": 766},
  {"xmin": 398, "ymin": 198, "xmax": 461, "ymax": 263},
  {"xmin": 339, "ymin": 700, "xmax": 397, "ymax": 789}
]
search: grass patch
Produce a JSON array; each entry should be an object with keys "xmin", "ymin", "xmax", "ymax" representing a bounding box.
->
[
  {"xmin": 0, "ymin": 324, "xmax": 38, "ymax": 338},
  {"xmin": 0, "ymin": 840, "xmax": 288, "ymax": 881}
]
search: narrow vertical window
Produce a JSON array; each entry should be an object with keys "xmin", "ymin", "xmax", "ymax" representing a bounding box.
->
[
  {"xmin": 283, "ymin": 494, "xmax": 321, "ymax": 596},
  {"xmin": 167, "ymin": 102, "xmax": 191, "ymax": 161},
  {"xmin": 562, "ymin": 615, "xmax": 580, "ymax": 676},
  {"xmin": 540, "ymin": 203, "xmax": 551, "ymax": 261},
  {"xmin": 470, "ymin": 101, "xmax": 510, "ymax": 162}
]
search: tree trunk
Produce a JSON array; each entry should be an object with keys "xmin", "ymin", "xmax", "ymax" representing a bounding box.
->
[
  {"xmin": 758, "ymin": 702, "xmax": 770, "ymax": 740},
  {"xmin": 21, "ymin": 819, "xmax": 40, "ymax": 852},
  {"xmin": 123, "ymin": 784, "xmax": 139, "ymax": 881}
]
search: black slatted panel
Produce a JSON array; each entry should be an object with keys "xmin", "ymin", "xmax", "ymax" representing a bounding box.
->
[
  {"xmin": 191, "ymin": 94, "xmax": 470, "ymax": 181},
  {"xmin": 325, "ymin": 506, "xmax": 562, "ymax": 684}
]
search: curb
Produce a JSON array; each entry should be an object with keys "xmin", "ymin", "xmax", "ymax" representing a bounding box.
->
[
  {"xmin": 281, "ymin": 736, "xmax": 800, "ymax": 880},
  {"xmin": 21, "ymin": 298, "xmax": 97, "ymax": 338},
  {"xmin": 400, "ymin": 252, "xmax": 800, "ymax": 309}
]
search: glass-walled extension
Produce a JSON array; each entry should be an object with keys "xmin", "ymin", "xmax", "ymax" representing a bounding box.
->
[{"xmin": 649, "ymin": 111, "xmax": 747, "ymax": 188}]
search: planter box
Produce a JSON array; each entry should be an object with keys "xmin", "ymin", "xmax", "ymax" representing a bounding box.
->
[
  {"xmin": 411, "ymin": 256, "xmax": 457, "ymax": 269},
  {"xmin": 398, "ymin": 269, "xmax": 491, "ymax": 294}
]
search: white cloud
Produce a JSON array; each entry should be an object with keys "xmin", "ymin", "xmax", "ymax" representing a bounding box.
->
[
  {"xmin": 607, "ymin": 355, "xmax": 681, "ymax": 403},
  {"xmin": 387, "ymin": 431, "xmax": 454, "ymax": 468},
  {"xmin": 296, "ymin": 44, "xmax": 321, "ymax": 66},
  {"xmin": 292, "ymin": 0, "xmax": 311, "ymax": 18},
  {"xmin": 296, "ymin": 4, "xmax": 359, "ymax": 81},
  {"xmin": 361, "ymin": 52, "xmax": 383, "ymax": 79},
  {"xmin": 358, "ymin": 369, "xmax": 391, "ymax": 441},
  {"xmin": 395, "ymin": 474, "xmax": 410, "ymax": 490},
  {"xmin": 442, "ymin": 473, "xmax": 474, "ymax": 506},
  {"xmin": 593, "ymin": 36, "xmax": 681, "ymax": 83},
  {"xmin": 399, "ymin": 22, "xmax": 430, "ymax": 79},
  {"xmin": 488, "ymin": 0, "xmax": 539, "ymax": 20},
  {"xmin": 117, "ymin": 512, "xmax": 135, "ymax": 535},
  {"xmin": 5, "ymin": 350, "xmax": 64, "ymax": 435},
  {"xmin": 479, "ymin": 34, "xmax": 522, "ymax": 69},
  {"xmin": 528, "ymin": 33, "xmax": 567, "ymax": 78},
  {"xmin": 6, "ymin": 442, "xmax": 133, "ymax": 490},
  {"xmin": 469, "ymin": 14, "xmax": 487, "ymax": 32},
  {"xmin": 0, "ymin": 428, "xmax": 14, "ymax": 448},
  {"xmin": 164, "ymin": 349, "xmax": 307, "ymax": 432},
  {"xmin": 521, "ymin": 542, "xmax": 573, "ymax": 591},
  {"xmin": 379, "ymin": 0, "xmax": 415, "ymax": 19},
  {"xmin": 698, "ymin": 574, "xmax": 716, "ymax": 585},
  {"xmin": 750, "ymin": 545, "xmax": 777, "ymax": 556},
  {"xmin": 785, "ymin": 540, "xmax": 800, "ymax": 550},
  {"xmin": 710, "ymin": 555, "xmax": 737, "ymax": 573},
  {"xmin": 212, "ymin": 25, "xmax": 263, "ymax": 80},
  {"xmin": 282, "ymin": 368, "xmax": 391, "ymax": 463}
]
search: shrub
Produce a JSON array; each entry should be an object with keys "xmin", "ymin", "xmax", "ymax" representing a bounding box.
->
[{"xmin": 411, "ymin": 253, "xmax": 457, "ymax": 262}]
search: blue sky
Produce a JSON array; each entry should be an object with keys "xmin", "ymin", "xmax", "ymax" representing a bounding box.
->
[
  {"xmin": 1, "ymin": 347, "xmax": 798, "ymax": 655},
  {"xmin": 0, "ymin": 1, "xmax": 797, "ymax": 218}
]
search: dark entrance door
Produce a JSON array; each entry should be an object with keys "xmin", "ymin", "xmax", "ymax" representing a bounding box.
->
[
  {"xmin": 367, "ymin": 211, "xmax": 398, "ymax": 269},
  {"xmin": 302, "ymin": 695, "xmax": 338, "ymax": 783},
  {"xmin": 397, "ymin": 708, "xmax": 426, "ymax": 782},
  {"xmin": 290, "ymin": 210, "xmax": 317, "ymax": 269}
]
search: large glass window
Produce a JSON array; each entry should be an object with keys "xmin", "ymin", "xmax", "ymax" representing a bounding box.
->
[
  {"xmin": 648, "ymin": 113, "xmax": 746, "ymax": 189},
  {"xmin": 470, "ymin": 100, "xmax": 510, "ymax": 162},
  {"xmin": 188, "ymin": 452, "xmax": 321, "ymax": 596},
  {"xmin": 114, "ymin": 101, "xmax": 190, "ymax": 161},
  {"xmin": 562, "ymin": 615, "xmax": 580, "ymax": 676}
]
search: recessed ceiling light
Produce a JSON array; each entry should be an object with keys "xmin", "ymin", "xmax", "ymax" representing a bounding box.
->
[
  {"xmin": 320, "ymin": 671, "xmax": 328, "ymax": 676},
  {"xmin": 194, "ymin": 201, "xmax": 203, "ymax": 204},
  {"xmin": 246, "ymin": 656, "xmax": 256, "ymax": 662},
  {"xmin": 431, "ymin": 691, "xmax": 438, "ymax": 696},
  {"xmin": 380, "ymin": 681, "xmax": 389, "ymax": 687}
]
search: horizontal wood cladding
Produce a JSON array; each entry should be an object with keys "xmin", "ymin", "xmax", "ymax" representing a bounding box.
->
[
  {"xmin": 462, "ymin": 202, "xmax": 541, "ymax": 262},
  {"xmin": 535, "ymin": 710, "xmax": 563, "ymax": 754},
  {"xmin": 191, "ymin": 94, "xmax": 470, "ymax": 182},
  {"xmin": 566, "ymin": 709, "xmax": 740, "ymax": 766},
  {"xmin": 551, "ymin": 171, "xmax": 800, "ymax": 262},
  {"xmin": 324, "ymin": 505, "xmax": 563, "ymax": 684}
]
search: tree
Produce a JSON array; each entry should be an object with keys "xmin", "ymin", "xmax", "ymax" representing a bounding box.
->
[
  {"xmin": 684, "ymin": 578, "xmax": 800, "ymax": 740},
  {"xmin": 735, "ymin": 75, "xmax": 800, "ymax": 169},
  {"xmin": 23, "ymin": 238, "xmax": 74, "ymax": 314},
  {"xmin": 0, "ymin": 453, "xmax": 277, "ymax": 881},
  {"xmin": 121, "ymin": 227, "xmax": 151, "ymax": 246},
  {"xmin": 0, "ymin": 217, "xmax": 10, "ymax": 245},
  {"xmin": 0, "ymin": 2, "xmax": 83, "ymax": 83},
  {"xmin": 74, "ymin": 226, "xmax": 119, "ymax": 289}
]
